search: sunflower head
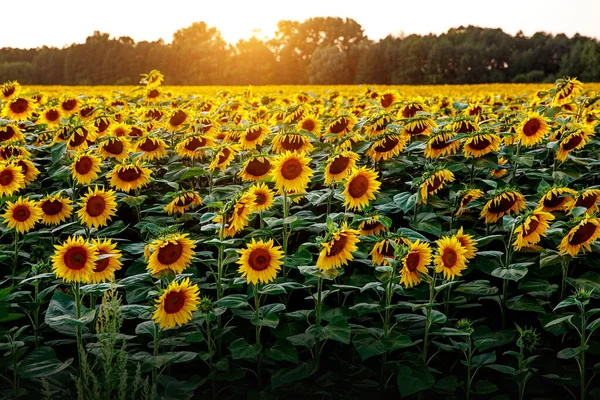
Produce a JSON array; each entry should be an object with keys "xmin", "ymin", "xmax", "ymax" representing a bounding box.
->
[
  {"xmin": 107, "ymin": 161, "xmax": 152, "ymax": 193},
  {"xmin": 424, "ymin": 129, "xmax": 460, "ymax": 159},
  {"xmin": 433, "ymin": 236, "xmax": 469, "ymax": 281},
  {"xmin": 237, "ymin": 238, "xmax": 284, "ymax": 285},
  {"xmin": 480, "ymin": 189, "xmax": 527, "ymax": 224},
  {"xmin": 39, "ymin": 194, "xmax": 73, "ymax": 226},
  {"xmin": 317, "ymin": 223, "xmax": 360, "ymax": 271},
  {"xmin": 164, "ymin": 191, "xmax": 203, "ymax": 215},
  {"xmin": 2, "ymin": 196, "xmax": 42, "ymax": 234},
  {"xmin": 419, "ymin": 168, "xmax": 455, "ymax": 204},
  {"xmin": 247, "ymin": 183, "xmax": 275, "ymax": 212},
  {"xmin": 271, "ymin": 151, "xmax": 313, "ymax": 193},
  {"xmin": 399, "ymin": 240, "xmax": 432, "ymax": 288},
  {"xmin": 343, "ymin": 167, "xmax": 381, "ymax": 211},
  {"xmin": 90, "ymin": 238, "xmax": 123, "ymax": 283},
  {"xmin": 152, "ymin": 278, "xmax": 200, "ymax": 329},
  {"xmin": 239, "ymin": 155, "xmax": 272, "ymax": 182},
  {"xmin": 77, "ymin": 186, "xmax": 118, "ymax": 229},
  {"xmin": 558, "ymin": 214, "xmax": 600, "ymax": 257},
  {"xmin": 51, "ymin": 236, "xmax": 97, "ymax": 283},
  {"xmin": 463, "ymin": 131, "xmax": 501, "ymax": 158},
  {"xmin": 324, "ymin": 151, "xmax": 359, "ymax": 185},
  {"xmin": 146, "ymin": 233, "xmax": 196, "ymax": 275}
]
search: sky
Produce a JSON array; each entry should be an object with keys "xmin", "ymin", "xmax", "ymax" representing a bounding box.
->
[{"xmin": 3, "ymin": 0, "xmax": 599, "ymax": 48}]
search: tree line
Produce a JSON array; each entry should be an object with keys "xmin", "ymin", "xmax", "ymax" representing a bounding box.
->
[{"xmin": 1, "ymin": 18, "xmax": 599, "ymax": 85}]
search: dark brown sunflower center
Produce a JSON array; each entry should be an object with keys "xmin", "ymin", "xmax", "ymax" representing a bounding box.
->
[
  {"xmin": 175, "ymin": 194, "xmax": 195, "ymax": 207},
  {"xmin": 164, "ymin": 291, "xmax": 186, "ymax": 313},
  {"xmin": 117, "ymin": 167, "xmax": 142, "ymax": 182},
  {"xmin": 42, "ymin": 200, "xmax": 63, "ymax": 216},
  {"xmin": 348, "ymin": 174, "xmax": 369, "ymax": 198},
  {"xmin": 255, "ymin": 192, "xmax": 267, "ymax": 205},
  {"xmin": 488, "ymin": 195, "xmax": 517, "ymax": 213},
  {"xmin": 146, "ymin": 109, "xmax": 163, "ymax": 120},
  {"xmin": 405, "ymin": 251, "xmax": 420, "ymax": 272},
  {"xmin": 523, "ymin": 218, "xmax": 540, "ymax": 237},
  {"xmin": 95, "ymin": 119, "xmax": 110, "ymax": 133},
  {"xmin": 380, "ymin": 94, "xmax": 394, "ymax": 108},
  {"xmin": 543, "ymin": 193, "xmax": 567, "ymax": 208},
  {"xmin": 245, "ymin": 158, "xmax": 271, "ymax": 177},
  {"xmin": 64, "ymin": 247, "xmax": 88, "ymax": 270},
  {"xmin": 12, "ymin": 205, "xmax": 30, "ymax": 222},
  {"xmin": 426, "ymin": 175, "xmax": 444, "ymax": 194},
  {"xmin": 328, "ymin": 156, "xmax": 350, "ymax": 175},
  {"xmin": 575, "ymin": 194, "xmax": 597, "ymax": 210},
  {"xmin": 104, "ymin": 139, "xmax": 124, "ymax": 155},
  {"xmin": 185, "ymin": 137, "xmax": 206, "ymax": 151},
  {"xmin": 442, "ymin": 249, "xmax": 458, "ymax": 268},
  {"xmin": 249, "ymin": 248, "xmax": 271, "ymax": 271},
  {"xmin": 430, "ymin": 137, "xmax": 451, "ymax": 150},
  {"xmin": 0, "ymin": 126, "xmax": 16, "ymax": 141},
  {"xmin": 140, "ymin": 138, "xmax": 159, "ymax": 152},
  {"xmin": 129, "ymin": 127, "xmax": 143, "ymax": 137},
  {"xmin": 157, "ymin": 242, "xmax": 183, "ymax": 265},
  {"xmin": 406, "ymin": 123, "xmax": 427, "ymax": 135},
  {"xmin": 281, "ymin": 159, "xmax": 302, "ymax": 180},
  {"xmin": 455, "ymin": 121, "xmax": 476, "ymax": 134},
  {"xmin": 469, "ymin": 137, "xmax": 492, "ymax": 150},
  {"xmin": 10, "ymin": 99, "xmax": 29, "ymax": 114},
  {"xmin": 147, "ymin": 89, "xmax": 160, "ymax": 99},
  {"xmin": 169, "ymin": 110, "xmax": 187, "ymax": 127},
  {"xmin": 327, "ymin": 234, "xmax": 349, "ymax": 257},
  {"xmin": 245, "ymin": 127, "xmax": 264, "ymax": 141},
  {"xmin": 45, "ymin": 109, "xmax": 60, "ymax": 122},
  {"xmin": 469, "ymin": 106, "xmax": 482, "ymax": 116},
  {"xmin": 62, "ymin": 99, "xmax": 77, "ymax": 111},
  {"xmin": 374, "ymin": 137, "xmax": 399, "ymax": 153},
  {"xmin": 2, "ymin": 86, "xmax": 15, "ymax": 97},
  {"xmin": 281, "ymin": 135, "xmax": 305, "ymax": 151},
  {"xmin": 329, "ymin": 119, "xmax": 349, "ymax": 134},
  {"xmin": 561, "ymin": 135, "xmax": 583, "ymax": 151},
  {"xmin": 86, "ymin": 195, "xmax": 106, "ymax": 217},
  {"xmin": 79, "ymin": 106, "xmax": 95, "ymax": 118},
  {"xmin": 460, "ymin": 195, "xmax": 473, "ymax": 208},
  {"xmin": 402, "ymin": 105, "xmax": 422, "ymax": 118},
  {"xmin": 381, "ymin": 241, "xmax": 395, "ymax": 257},
  {"xmin": 0, "ymin": 169, "xmax": 14, "ymax": 186},
  {"xmin": 362, "ymin": 221, "xmax": 382, "ymax": 232},
  {"xmin": 523, "ymin": 119, "xmax": 541, "ymax": 137},
  {"xmin": 218, "ymin": 148, "xmax": 231, "ymax": 164},
  {"xmin": 75, "ymin": 157, "xmax": 93, "ymax": 174},
  {"xmin": 69, "ymin": 129, "xmax": 88, "ymax": 147},
  {"xmin": 569, "ymin": 222, "xmax": 597, "ymax": 246},
  {"xmin": 94, "ymin": 250, "xmax": 110, "ymax": 272},
  {"xmin": 0, "ymin": 147, "xmax": 20, "ymax": 159},
  {"xmin": 302, "ymin": 119, "xmax": 315, "ymax": 131}
]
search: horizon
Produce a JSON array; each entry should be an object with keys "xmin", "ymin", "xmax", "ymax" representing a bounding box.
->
[{"xmin": 3, "ymin": 0, "xmax": 599, "ymax": 49}]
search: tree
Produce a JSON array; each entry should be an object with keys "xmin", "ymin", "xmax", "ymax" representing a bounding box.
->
[{"xmin": 308, "ymin": 46, "xmax": 351, "ymax": 84}]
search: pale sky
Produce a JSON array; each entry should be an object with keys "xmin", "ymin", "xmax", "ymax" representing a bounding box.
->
[{"xmin": 3, "ymin": 0, "xmax": 599, "ymax": 48}]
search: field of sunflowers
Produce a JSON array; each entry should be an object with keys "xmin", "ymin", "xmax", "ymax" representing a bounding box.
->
[{"xmin": 0, "ymin": 72, "xmax": 599, "ymax": 399}]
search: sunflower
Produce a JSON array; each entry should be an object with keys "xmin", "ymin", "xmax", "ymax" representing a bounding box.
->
[
  {"xmin": 326, "ymin": 114, "xmax": 357, "ymax": 138},
  {"xmin": 566, "ymin": 189, "xmax": 600, "ymax": 214},
  {"xmin": 146, "ymin": 233, "xmax": 196, "ymax": 275},
  {"xmin": 39, "ymin": 107, "xmax": 63, "ymax": 126},
  {"xmin": 237, "ymin": 238, "xmax": 284, "ymax": 284},
  {"xmin": 71, "ymin": 152, "xmax": 102, "ymax": 185},
  {"xmin": 106, "ymin": 122, "xmax": 131, "ymax": 137},
  {"xmin": 164, "ymin": 191, "xmax": 203, "ymax": 215},
  {"xmin": 107, "ymin": 161, "xmax": 152, "ymax": 193},
  {"xmin": 247, "ymin": 183, "xmax": 274, "ymax": 212},
  {"xmin": 538, "ymin": 186, "xmax": 577, "ymax": 212},
  {"xmin": 399, "ymin": 240, "xmax": 432, "ymax": 288},
  {"xmin": 359, "ymin": 215, "xmax": 388, "ymax": 236},
  {"xmin": 153, "ymin": 278, "xmax": 200, "ymax": 329},
  {"xmin": 452, "ymin": 117, "xmax": 479, "ymax": 134},
  {"xmin": 67, "ymin": 125, "xmax": 96, "ymax": 152},
  {"xmin": 2, "ymin": 196, "xmax": 42, "ymax": 234},
  {"xmin": 455, "ymin": 227, "xmax": 478, "ymax": 259},
  {"xmin": 556, "ymin": 125, "xmax": 592, "ymax": 162},
  {"xmin": 78, "ymin": 103, "xmax": 97, "ymax": 121},
  {"xmin": 239, "ymin": 124, "xmax": 269, "ymax": 149},
  {"xmin": 343, "ymin": 167, "xmax": 381, "ymax": 211},
  {"xmin": 271, "ymin": 151, "xmax": 313, "ymax": 193},
  {"xmin": 0, "ymin": 124, "xmax": 24, "ymax": 143},
  {"xmin": 0, "ymin": 162, "xmax": 25, "ymax": 196},
  {"xmin": 89, "ymin": 238, "xmax": 123, "ymax": 283},
  {"xmin": 208, "ymin": 145, "xmax": 240, "ymax": 173},
  {"xmin": 136, "ymin": 135, "xmax": 168, "ymax": 160},
  {"xmin": 213, "ymin": 192, "xmax": 256, "ymax": 238},
  {"xmin": 364, "ymin": 112, "xmax": 393, "ymax": 138},
  {"xmin": 399, "ymin": 100, "xmax": 427, "ymax": 118},
  {"xmin": 39, "ymin": 194, "xmax": 73, "ymax": 225},
  {"xmin": 517, "ymin": 112, "xmax": 549, "ymax": 146},
  {"xmin": 0, "ymin": 81, "xmax": 21, "ymax": 101},
  {"xmin": 558, "ymin": 215, "xmax": 600, "ymax": 257},
  {"xmin": 490, "ymin": 157, "xmax": 509, "ymax": 178},
  {"xmin": 51, "ymin": 236, "xmax": 96, "ymax": 283},
  {"xmin": 419, "ymin": 169, "xmax": 455, "ymax": 204},
  {"xmin": 553, "ymin": 77, "xmax": 583, "ymax": 106},
  {"xmin": 166, "ymin": 109, "xmax": 190, "ymax": 130},
  {"xmin": 456, "ymin": 189, "xmax": 484, "ymax": 216},
  {"xmin": 370, "ymin": 237, "xmax": 410, "ymax": 266},
  {"xmin": 271, "ymin": 132, "xmax": 314, "ymax": 154},
  {"xmin": 77, "ymin": 186, "xmax": 118, "ymax": 228},
  {"xmin": 403, "ymin": 115, "xmax": 436, "ymax": 136},
  {"xmin": 3, "ymin": 97, "xmax": 33, "ymax": 121},
  {"xmin": 366, "ymin": 134, "xmax": 408, "ymax": 162},
  {"xmin": 380, "ymin": 91, "xmax": 400, "ymax": 108},
  {"xmin": 434, "ymin": 236, "xmax": 468, "ymax": 281},
  {"xmin": 513, "ymin": 209, "xmax": 555, "ymax": 250},
  {"xmin": 59, "ymin": 95, "xmax": 80, "ymax": 116},
  {"xmin": 98, "ymin": 136, "xmax": 130, "ymax": 161},
  {"xmin": 424, "ymin": 130, "xmax": 461, "ymax": 159},
  {"xmin": 323, "ymin": 151, "xmax": 359, "ymax": 185},
  {"xmin": 0, "ymin": 144, "xmax": 29, "ymax": 161},
  {"xmin": 297, "ymin": 114, "xmax": 322, "ymax": 136},
  {"xmin": 239, "ymin": 156, "xmax": 272, "ymax": 182},
  {"xmin": 463, "ymin": 132, "xmax": 501, "ymax": 158},
  {"xmin": 175, "ymin": 135, "xmax": 215, "ymax": 160},
  {"xmin": 480, "ymin": 190, "xmax": 527, "ymax": 224},
  {"xmin": 316, "ymin": 224, "xmax": 360, "ymax": 271}
]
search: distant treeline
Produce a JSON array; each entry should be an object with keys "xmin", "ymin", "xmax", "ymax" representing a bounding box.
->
[{"xmin": 1, "ymin": 18, "xmax": 600, "ymax": 85}]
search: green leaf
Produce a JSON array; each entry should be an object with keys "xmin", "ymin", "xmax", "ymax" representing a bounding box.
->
[
  {"xmin": 324, "ymin": 316, "xmax": 351, "ymax": 344},
  {"xmin": 353, "ymin": 334, "xmax": 387, "ymax": 360},
  {"xmin": 540, "ymin": 250, "xmax": 571, "ymax": 268},
  {"xmin": 271, "ymin": 360, "xmax": 318, "ymax": 389},
  {"xmin": 557, "ymin": 346, "xmax": 588, "ymax": 360},
  {"xmin": 506, "ymin": 295, "xmax": 546, "ymax": 313},
  {"xmin": 215, "ymin": 294, "xmax": 250, "ymax": 309},
  {"xmin": 433, "ymin": 375, "xmax": 458, "ymax": 393},
  {"xmin": 135, "ymin": 321, "xmax": 156, "ymax": 336},
  {"xmin": 265, "ymin": 339, "xmax": 298, "ymax": 363},
  {"xmin": 19, "ymin": 347, "xmax": 73, "ymax": 378},
  {"xmin": 471, "ymin": 351, "xmax": 496, "ymax": 367},
  {"xmin": 230, "ymin": 338, "xmax": 262, "ymax": 360},
  {"xmin": 396, "ymin": 364, "xmax": 435, "ymax": 397},
  {"xmin": 544, "ymin": 315, "xmax": 573, "ymax": 329},
  {"xmin": 456, "ymin": 280, "xmax": 498, "ymax": 296},
  {"xmin": 491, "ymin": 265, "xmax": 528, "ymax": 282},
  {"xmin": 45, "ymin": 291, "xmax": 94, "ymax": 334},
  {"xmin": 554, "ymin": 297, "xmax": 579, "ymax": 311},
  {"xmin": 409, "ymin": 213, "xmax": 441, "ymax": 237}
]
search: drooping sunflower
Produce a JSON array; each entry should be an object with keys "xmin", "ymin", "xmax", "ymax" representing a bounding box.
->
[
  {"xmin": 39, "ymin": 194, "xmax": 73, "ymax": 225},
  {"xmin": 239, "ymin": 124, "xmax": 269, "ymax": 149},
  {"xmin": 175, "ymin": 135, "xmax": 215, "ymax": 160},
  {"xmin": 316, "ymin": 224, "xmax": 360, "ymax": 271},
  {"xmin": 364, "ymin": 112, "xmax": 392, "ymax": 138},
  {"xmin": 271, "ymin": 132, "xmax": 314, "ymax": 154},
  {"xmin": 513, "ymin": 209, "xmax": 555, "ymax": 250},
  {"xmin": 359, "ymin": 215, "xmax": 388, "ymax": 236},
  {"xmin": 15, "ymin": 158, "xmax": 40, "ymax": 185},
  {"xmin": 480, "ymin": 190, "xmax": 527, "ymax": 224},
  {"xmin": 538, "ymin": 186, "xmax": 577, "ymax": 212},
  {"xmin": 164, "ymin": 191, "xmax": 203, "ymax": 215},
  {"xmin": 67, "ymin": 124, "xmax": 97, "ymax": 152},
  {"xmin": 39, "ymin": 107, "xmax": 63, "ymax": 126},
  {"xmin": 558, "ymin": 215, "xmax": 600, "ymax": 257},
  {"xmin": 136, "ymin": 135, "xmax": 168, "ymax": 161},
  {"xmin": 0, "ymin": 144, "xmax": 29, "ymax": 160},
  {"xmin": 239, "ymin": 156, "xmax": 272, "ymax": 182},
  {"xmin": 78, "ymin": 103, "xmax": 97, "ymax": 121},
  {"xmin": 463, "ymin": 131, "xmax": 501, "ymax": 158},
  {"xmin": 565, "ymin": 189, "xmax": 600, "ymax": 214},
  {"xmin": 77, "ymin": 186, "xmax": 118, "ymax": 228},
  {"xmin": 517, "ymin": 112, "xmax": 549, "ymax": 146},
  {"xmin": 398, "ymin": 99, "xmax": 428, "ymax": 118},
  {"xmin": 455, "ymin": 189, "xmax": 484, "ymax": 216},
  {"xmin": 326, "ymin": 114, "xmax": 357, "ymax": 138},
  {"xmin": 297, "ymin": 114, "xmax": 322, "ymax": 137},
  {"xmin": 0, "ymin": 81, "xmax": 21, "ymax": 101},
  {"xmin": 424, "ymin": 130, "xmax": 461, "ymax": 159},
  {"xmin": 153, "ymin": 278, "xmax": 200, "ymax": 329},
  {"xmin": 107, "ymin": 161, "xmax": 152, "ymax": 193},
  {"xmin": 370, "ymin": 237, "xmax": 410, "ymax": 266},
  {"xmin": 165, "ymin": 108, "xmax": 190, "ymax": 131},
  {"xmin": 3, "ymin": 97, "xmax": 34, "ymax": 121},
  {"xmin": 146, "ymin": 233, "xmax": 196, "ymax": 275},
  {"xmin": 399, "ymin": 240, "xmax": 432, "ymax": 288},
  {"xmin": 59, "ymin": 95, "xmax": 80, "ymax": 116},
  {"xmin": 490, "ymin": 157, "xmax": 509, "ymax": 178},
  {"xmin": 455, "ymin": 227, "xmax": 478, "ymax": 260},
  {"xmin": 71, "ymin": 152, "xmax": 102, "ymax": 185},
  {"xmin": 555, "ymin": 125, "xmax": 592, "ymax": 162},
  {"xmin": 51, "ymin": 236, "xmax": 96, "ymax": 283},
  {"xmin": 271, "ymin": 151, "xmax": 313, "ymax": 193},
  {"xmin": 343, "ymin": 167, "xmax": 381, "ymax": 211},
  {"xmin": 247, "ymin": 183, "xmax": 274, "ymax": 212},
  {"xmin": 2, "ymin": 196, "xmax": 42, "ymax": 234},
  {"xmin": 98, "ymin": 135, "xmax": 131, "ymax": 161},
  {"xmin": 213, "ymin": 192, "xmax": 257, "ymax": 238},
  {"xmin": 553, "ymin": 77, "xmax": 583, "ymax": 106},
  {"xmin": 403, "ymin": 115, "xmax": 436, "ymax": 136},
  {"xmin": 0, "ymin": 124, "xmax": 24, "ymax": 143},
  {"xmin": 208, "ymin": 145, "xmax": 240, "ymax": 173},
  {"xmin": 434, "ymin": 236, "xmax": 468, "ymax": 281},
  {"xmin": 323, "ymin": 151, "xmax": 359, "ymax": 185},
  {"xmin": 380, "ymin": 90, "xmax": 400, "ymax": 108},
  {"xmin": 0, "ymin": 162, "xmax": 25, "ymax": 196},
  {"xmin": 366, "ymin": 134, "xmax": 409, "ymax": 162},
  {"xmin": 419, "ymin": 169, "xmax": 455, "ymax": 204},
  {"xmin": 237, "ymin": 238, "xmax": 284, "ymax": 284},
  {"xmin": 452, "ymin": 116, "xmax": 479, "ymax": 134},
  {"xmin": 90, "ymin": 238, "xmax": 123, "ymax": 283}
]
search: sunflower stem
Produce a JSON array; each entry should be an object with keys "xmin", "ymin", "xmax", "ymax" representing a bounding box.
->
[
  {"xmin": 469, "ymin": 160, "xmax": 475, "ymax": 186},
  {"xmin": 216, "ymin": 217, "xmax": 225, "ymax": 356},
  {"xmin": 560, "ymin": 261, "xmax": 570, "ymax": 299},
  {"xmin": 282, "ymin": 190, "xmax": 290, "ymax": 280},
  {"xmin": 466, "ymin": 334, "xmax": 473, "ymax": 400},
  {"xmin": 253, "ymin": 284, "xmax": 262, "ymax": 389},
  {"xmin": 381, "ymin": 268, "xmax": 395, "ymax": 392},
  {"xmin": 422, "ymin": 273, "xmax": 436, "ymax": 364},
  {"xmin": 73, "ymin": 282, "xmax": 83, "ymax": 373},
  {"xmin": 12, "ymin": 231, "xmax": 19, "ymax": 281},
  {"xmin": 511, "ymin": 142, "xmax": 521, "ymax": 183},
  {"xmin": 152, "ymin": 322, "xmax": 160, "ymax": 388},
  {"xmin": 315, "ymin": 277, "xmax": 323, "ymax": 363}
]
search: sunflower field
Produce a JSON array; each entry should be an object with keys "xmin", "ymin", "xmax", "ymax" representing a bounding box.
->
[{"xmin": 0, "ymin": 72, "xmax": 599, "ymax": 399}]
